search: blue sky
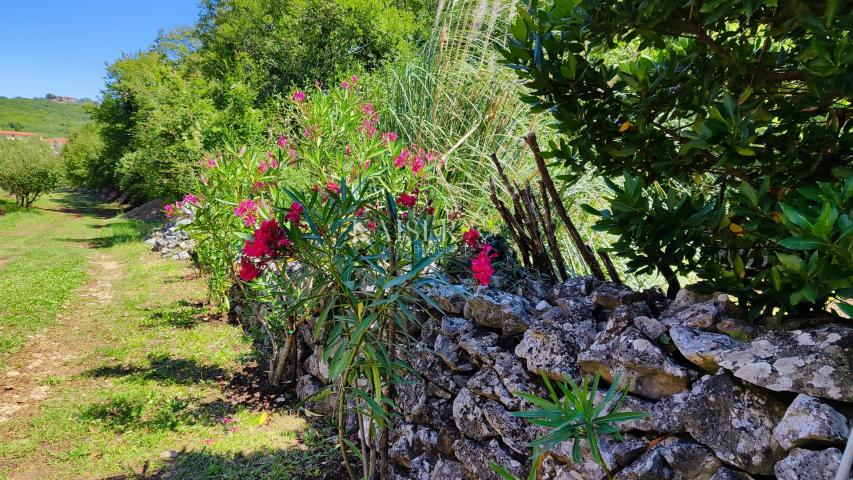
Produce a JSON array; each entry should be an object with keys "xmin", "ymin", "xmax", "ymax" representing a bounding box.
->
[{"xmin": 0, "ymin": 0, "xmax": 200, "ymax": 100}]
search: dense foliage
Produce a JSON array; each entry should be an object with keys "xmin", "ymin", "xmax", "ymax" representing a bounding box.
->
[
  {"xmin": 502, "ymin": 0, "xmax": 853, "ymax": 317},
  {"xmin": 0, "ymin": 138, "xmax": 63, "ymax": 208},
  {"xmin": 0, "ymin": 97, "xmax": 91, "ymax": 137},
  {"xmin": 175, "ymin": 83, "xmax": 482, "ymax": 479},
  {"xmin": 72, "ymin": 0, "xmax": 433, "ymax": 203},
  {"xmin": 62, "ymin": 124, "xmax": 106, "ymax": 188}
]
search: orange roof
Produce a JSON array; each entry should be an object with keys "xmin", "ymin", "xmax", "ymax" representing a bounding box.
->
[{"xmin": 0, "ymin": 130, "xmax": 37, "ymax": 137}]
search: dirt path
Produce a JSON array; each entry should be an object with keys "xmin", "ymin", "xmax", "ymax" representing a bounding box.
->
[{"xmin": 0, "ymin": 253, "xmax": 124, "ymax": 423}]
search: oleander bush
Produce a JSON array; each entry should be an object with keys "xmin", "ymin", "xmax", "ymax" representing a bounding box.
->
[
  {"xmin": 173, "ymin": 81, "xmax": 506, "ymax": 479},
  {"xmin": 502, "ymin": 0, "xmax": 853, "ymax": 317}
]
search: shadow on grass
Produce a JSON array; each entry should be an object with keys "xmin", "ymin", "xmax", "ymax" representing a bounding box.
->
[
  {"xmin": 101, "ymin": 442, "xmax": 345, "ymax": 480},
  {"xmin": 141, "ymin": 300, "xmax": 218, "ymax": 330},
  {"xmin": 79, "ymin": 393, "xmax": 235, "ymax": 433},
  {"xmin": 86, "ymin": 353, "xmax": 227, "ymax": 386}
]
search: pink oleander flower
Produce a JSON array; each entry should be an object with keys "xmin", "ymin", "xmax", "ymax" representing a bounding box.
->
[
  {"xmin": 303, "ymin": 125, "xmax": 316, "ymax": 139},
  {"xmin": 471, "ymin": 245, "xmax": 496, "ymax": 286},
  {"xmin": 204, "ymin": 157, "xmax": 217, "ymax": 168},
  {"xmin": 183, "ymin": 194, "xmax": 199, "ymax": 205},
  {"xmin": 164, "ymin": 204, "xmax": 176, "ymax": 217},
  {"xmin": 367, "ymin": 220, "xmax": 378, "ymax": 232},
  {"xmin": 292, "ymin": 91, "xmax": 306, "ymax": 102},
  {"xmin": 351, "ymin": 75, "xmax": 359, "ymax": 84},
  {"xmin": 362, "ymin": 160, "xmax": 371, "ymax": 169},
  {"xmin": 411, "ymin": 155, "xmax": 425, "ymax": 174},
  {"xmin": 285, "ymin": 202, "xmax": 303, "ymax": 223},
  {"xmin": 401, "ymin": 211, "xmax": 409, "ymax": 220},
  {"xmin": 397, "ymin": 192, "xmax": 417, "ymax": 208},
  {"xmin": 278, "ymin": 135, "xmax": 288, "ymax": 148},
  {"xmin": 394, "ymin": 149, "xmax": 409, "ymax": 168},
  {"xmin": 356, "ymin": 207, "xmax": 365, "ymax": 217},
  {"xmin": 361, "ymin": 103, "xmax": 375, "ymax": 117},
  {"xmin": 381, "ymin": 132, "xmax": 398, "ymax": 144},
  {"xmin": 427, "ymin": 206, "xmax": 435, "ymax": 215},
  {"xmin": 234, "ymin": 199, "xmax": 258, "ymax": 227},
  {"xmin": 326, "ymin": 181, "xmax": 340, "ymax": 194},
  {"xmin": 463, "ymin": 228, "xmax": 481, "ymax": 247},
  {"xmin": 269, "ymin": 158, "xmax": 279, "ymax": 169},
  {"xmin": 258, "ymin": 161, "xmax": 269, "ymax": 173},
  {"xmin": 341, "ymin": 80, "xmax": 351, "ymax": 90},
  {"xmin": 252, "ymin": 181, "xmax": 266, "ymax": 191},
  {"xmin": 345, "ymin": 145, "xmax": 352, "ymax": 156}
]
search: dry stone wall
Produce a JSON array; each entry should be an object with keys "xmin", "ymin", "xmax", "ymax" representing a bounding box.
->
[{"xmin": 293, "ymin": 276, "xmax": 852, "ymax": 480}]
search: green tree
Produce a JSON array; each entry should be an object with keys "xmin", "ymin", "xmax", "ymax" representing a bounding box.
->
[
  {"xmin": 62, "ymin": 124, "xmax": 106, "ymax": 188},
  {"xmin": 0, "ymin": 138, "xmax": 63, "ymax": 208},
  {"xmin": 502, "ymin": 0, "xmax": 852, "ymax": 316}
]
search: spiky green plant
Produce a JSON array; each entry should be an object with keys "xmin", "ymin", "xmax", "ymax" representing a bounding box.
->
[{"xmin": 492, "ymin": 372, "xmax": 649, "ymax": 480}]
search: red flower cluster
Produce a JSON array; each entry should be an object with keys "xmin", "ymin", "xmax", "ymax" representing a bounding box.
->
[
  {"xmin": 462, "ymin": 227, "xmax": 497, "ymax": 286},
  {"xmin": 471, "ymin": 245, "xmax": 497, "ymax": 286},
  {"xmin": 397, "ymin": 192, "xmax": 417, "ymax": 208},
  {"xmin": 234, "ymin": 199, "xmax": 258, "ymax": 227},
  {"xmin": 392, "ymin": 145, "xmax": 437, "ymax": 175},
  {"xmin": 239, "ymin": 219, "xmax": 292, "ymax": 281},
  {"xmin": 285, "ymin": 202, "xmax": 303, "ymax": 223},
  {"xmin": 462, "ymin": 228, "xmax": 480, "ymax": 247}
]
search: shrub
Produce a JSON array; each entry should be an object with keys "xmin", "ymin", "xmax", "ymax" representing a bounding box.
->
[
  {"xmin": 502, "ymin": 0, "xmax": 852, "ymax": 317},
  {"xmin": 177, "ymin": 81, "xmax": 469, "ymax": 479},
  {"xmin": 0, "ymin": 138, "xmax": 63, "ymax": 208},
  {"xmin": 63, "ymin": 124, "xmax": 106, "ymax": 188}
]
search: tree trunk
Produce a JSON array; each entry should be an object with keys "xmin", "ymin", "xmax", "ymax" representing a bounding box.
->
[{"xmin": 268, "ymin": 334, "xmax": 293, "ymax": 387}]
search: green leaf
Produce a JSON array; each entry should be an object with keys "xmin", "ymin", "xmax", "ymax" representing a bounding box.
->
[
  {"xmin": 778, "ymin": 237, "xmax": 823, "ymax": 250},
  {"xmin": 739, "ymin": 181, "xmax": 758, "ymax": 206},
  {"xmin": 779, "ymin": 203, "xmax": 812, "ymax": 231}
]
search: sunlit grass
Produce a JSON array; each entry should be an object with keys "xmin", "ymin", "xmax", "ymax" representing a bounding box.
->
[{"xmin": 0, "ymin": 191, "xmax": 337, "ymax": 479}]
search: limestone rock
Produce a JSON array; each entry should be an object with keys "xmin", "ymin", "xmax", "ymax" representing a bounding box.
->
[
  {"xmin": 666, "ymin": 288, "xmax": 712, "ymax": 313},
  {"xmin": 515, "ymin": 319, "xmax": 596, "ymax": 381},
  {"xmin": 597, "ymin": 302, "xmax": 652, "ymax": 344},
  {"xmin": 650, "ymin": 391, "xmax": 689, "ymax": 433},
  {"xmin": 481, "ymin": 401, "xmax": 533, "ymax": 455},
  {"xmin": 410, "ymin": 453, "xmax": 438, "ymax": 480},
  {"xmin": 553, "ymin": 433, "xmax": 646, "ymax": 479},
  {"xmin": 467, "ymin": 368, "xmax": 518, "ymax": 410},
  {"xmin": 578, "ymin": 327, "xmax": 697, "ymax": 400},
  {"xmin": 669, "ymin": 326, "xmax": 740, "ymax": 372},
  {"xmin": 591, "ymin": 282, "xmax": 644, "ymax": 310},
  {"xmin": 390, "ymin": 423, "xmax": 416, "ymax": 468},
  {"xmin": 613, "ymin": 448, "xmax": 673, "ymax": 480},
  {"xmin": 772, "ymin": 394, "xmax": 849, "ymax": 450},
  {"xmin": 547, "ymin": 276, "xmax": 600, "ymax": 303},
  {"xmin": 420, "ymin": 318, "xmax": 441, "ymax": 345},
  {"xmin": 452, "ymin": 388, "xmax": 494, "ymax": 441},
  {"xmin": 658, "ymin": 300, "xmax": 722, "ymax": 330},
  {"xmin": 634, "ymin": 315, "xmax": 666, "ymax": 340},
  {"xmin": 719, "ymin": 324, "xmax": 853, "ymax": 401},
  {"xmin": 295, "ymin": 375, "xmax": 335, "ymax": 415},
  {"xmin": 709, "ymin": 467, "xmax": 754, "ymax": 480},
  {"xmin": 657, "ymin": 437, "xmax": 722, "ymax": 480},
  {"xmin": 409, "ymin": 342, "xmax": 458, "ymax": 393},
  {"xmin": 464, "ymin": 290, "xmax": 532, "ymax": 335},
  {"xmin": 541, "ymin": 297, "xmax": 596, "ymax": 325},
  {"xmin": 435, "ymin": 334, "xmax": 475, "ymax": 372},
  {"xmin": 441, "ymin": 317, "xmax": 476, "ymax": 338},
  {"xmin": 457, "ymin": 330, "xmax": 501, "ymax": 365},
  {"xmin": 430, "ymin": 457, "xmax": 468, "ymax": 480},
  {"xmin": 397, "ymin": 376, "xmax": 428, "ymax": 423},
  {"xmin": 681, "ymin": 372, "xmax": 787, "ymax": 475},
  {"xmin": 428, "ymin": 284, "xmax": 468, "ymax": 315},
  {"xmin": 491, "ymin": 351, "xmax": 539, "ymax": 400},
  {"xmin": 453, "ymin": 438, "xmax": 525, "ymax": 480},
  {"xmin": 774, "ymin": 447, "xmax": 842, "ymax": 480}
]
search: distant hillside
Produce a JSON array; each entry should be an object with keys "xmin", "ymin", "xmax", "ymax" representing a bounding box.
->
[{"xmin": 0, "ymin": 97, "xmax": 93, "ymax": 138}]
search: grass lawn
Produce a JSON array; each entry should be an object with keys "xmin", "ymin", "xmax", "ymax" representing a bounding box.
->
[{"xmin": 0, "ymin": 192, "xmax": 339, "ymax": 480}]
